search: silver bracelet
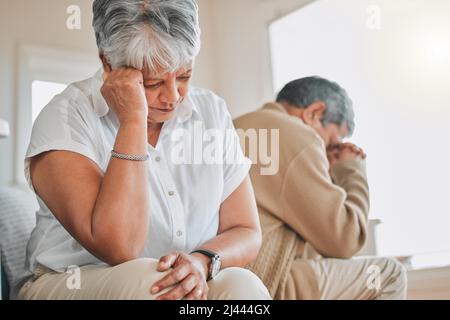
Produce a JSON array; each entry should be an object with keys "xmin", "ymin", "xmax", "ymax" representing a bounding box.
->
[{"xmin": 111, "ymin": 150, "xmax": 149, "ymax": 161}]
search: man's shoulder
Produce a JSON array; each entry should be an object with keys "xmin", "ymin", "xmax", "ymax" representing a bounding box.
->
[
  {"xmin": 234, "ymin": 102, "xmax": 323, "ymax": 150},
  {"xmin": 234, "ymin": 102, "xmax": 296, "ymax": 128}
]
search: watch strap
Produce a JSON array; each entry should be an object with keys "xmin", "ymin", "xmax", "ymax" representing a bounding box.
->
[{"xmin": 191, "ymin": 249, "xmax": 219, "ymax": 259}]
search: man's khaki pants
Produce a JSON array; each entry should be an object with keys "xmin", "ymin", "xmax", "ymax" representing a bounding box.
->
[
  {"xmin": 286, "ymin": 256, "xmax": 407, "ymax": 300},
  {"xmin": 18, "ymin": 258, "xmax": 272, "ymax": 300}
]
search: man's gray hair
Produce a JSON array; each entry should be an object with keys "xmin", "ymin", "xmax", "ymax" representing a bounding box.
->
[
  {"xmin": 92, "ymin": 0, "xmax": 201, "ymax": 72},
  {"xmin": 276, "ymin": 76, "xmax": 355, "ymax": 136}
]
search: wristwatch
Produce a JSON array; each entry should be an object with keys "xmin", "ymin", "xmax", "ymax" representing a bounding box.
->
[{"xmin": 191, "ymin": 249, "xmax": 221, "ymax": 281}]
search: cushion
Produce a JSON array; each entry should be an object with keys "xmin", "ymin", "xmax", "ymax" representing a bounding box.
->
[{"xmin": 0, "ymin": 186, "xmax": 38, "ymax": 299}]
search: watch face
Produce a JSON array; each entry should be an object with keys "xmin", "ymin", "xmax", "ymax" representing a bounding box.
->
[{"xmin": 210, "ymin": 256, "xmax": 221, "ymax": 278}]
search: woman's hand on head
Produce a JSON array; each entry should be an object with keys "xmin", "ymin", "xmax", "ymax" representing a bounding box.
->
[
  {"xmin": 100, "ymin": 68, "xmax": 148, "ymax": 126},
  {"xmin": 151, "ymin": 252, "xmax": 209, "ymax": 300}
]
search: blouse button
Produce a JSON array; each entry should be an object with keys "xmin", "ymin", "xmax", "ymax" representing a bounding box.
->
[{"xmin": 168, "ymin": 191, "xmax": 175, "ymax": 196}]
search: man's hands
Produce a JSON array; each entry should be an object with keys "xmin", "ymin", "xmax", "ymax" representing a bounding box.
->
[
  {"xmin": 100, "ymin": 68, "xmax": 148, "ymax": 125},
  {"xmin": 151, "ymin": 252, "xmax": 209, "ymax": 300},
  {"xmin": 327, "ymin": 142, "xmax": 366, "ymax": 166}
]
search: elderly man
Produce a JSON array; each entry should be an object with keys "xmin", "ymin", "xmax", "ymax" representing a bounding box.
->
[
  {"xmin": 18, "ymin": 0, "xmax": 270, "ymax": 300},
  {"xmin": 234, "ymin": 76, "xmax": 407, "ymax": 300}
]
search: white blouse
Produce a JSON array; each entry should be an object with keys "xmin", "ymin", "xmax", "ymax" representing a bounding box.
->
[{"xmin": 24, "ymin": 69, "xmax": 251, "ymax": 273}]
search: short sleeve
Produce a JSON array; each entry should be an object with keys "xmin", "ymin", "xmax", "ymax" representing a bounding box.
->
[
  {"xmin": 24, "ymin": 95, "xmax": 100, "ymax": 192},
  {"xmin": 219, "ymin": 99, "xmax": 252, "ymax": 202}
]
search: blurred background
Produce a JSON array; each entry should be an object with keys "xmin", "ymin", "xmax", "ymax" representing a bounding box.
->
[{"xmin": 1, "ymin": 0, "xmax": 449, "ymax": 298}]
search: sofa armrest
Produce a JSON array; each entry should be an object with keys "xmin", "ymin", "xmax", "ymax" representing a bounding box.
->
[{"xmin": 356, "ymin": 219, "xmax": 382, "ymax": 256}]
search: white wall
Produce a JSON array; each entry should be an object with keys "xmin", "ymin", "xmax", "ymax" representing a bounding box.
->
[
  {"xmin": 193, "ymin": 0, "xmax": 219, "ymax": 92},
  {"xmin": 201, "ymin": 0, "xmax": 314, "ymax": 117}
]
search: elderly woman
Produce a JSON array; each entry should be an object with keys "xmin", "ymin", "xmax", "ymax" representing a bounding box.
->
[{"xmin": 18, "ymin": 0, "xmax": 270, "ymax": 300}]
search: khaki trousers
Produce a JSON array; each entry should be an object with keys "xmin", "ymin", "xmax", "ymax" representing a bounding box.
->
[
  {"xmin": 286, "ymin": 256, "xmax": 407, "ymax": 300},
  {"xmin": 18, "ymin": 258, "xmax": 272, "ymax": 300}
]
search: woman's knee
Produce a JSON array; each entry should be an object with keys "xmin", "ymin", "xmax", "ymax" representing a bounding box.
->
[
  {"xmin": 113, "ymin": 257, "xmax": 159, "ymax": 274},
  {"xmin": 208, "ymin": 267, "xmax": 271, "ymax": 300},
  {"xmin": 19, "ymin": 258, "xmax": 170, "ymax": 300},
  {"xmin": 106, "ymin": 258, "xmax": 170, "ymax": 299}
]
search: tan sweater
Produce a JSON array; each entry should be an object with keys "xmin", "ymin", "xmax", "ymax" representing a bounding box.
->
[{"xmin": 234, "ymin": 102, "xmax": 370, "ymax": 299}]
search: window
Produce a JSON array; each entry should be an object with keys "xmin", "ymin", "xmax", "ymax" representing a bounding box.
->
[
  {"xmin": 269, "ymin": 0, "xmax": 450, "ymax": 267},
  {"xmin": 31, "ymin": 81, "xmax": 67, "ymax": 123}
]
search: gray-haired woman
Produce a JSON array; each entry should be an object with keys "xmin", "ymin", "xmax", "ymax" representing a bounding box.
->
[{"xmin": 18, "ymin": 0, "xmax": 270, "ymax": 300}]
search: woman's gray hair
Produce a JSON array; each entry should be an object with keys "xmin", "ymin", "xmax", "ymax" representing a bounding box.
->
[
  {"xmin": 276, "ymin": 76, "xmax": 355, "ymax": 136},
  {"xmin": 92, "ymin": 0, "xmax": 201, "ymax": 72}
]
